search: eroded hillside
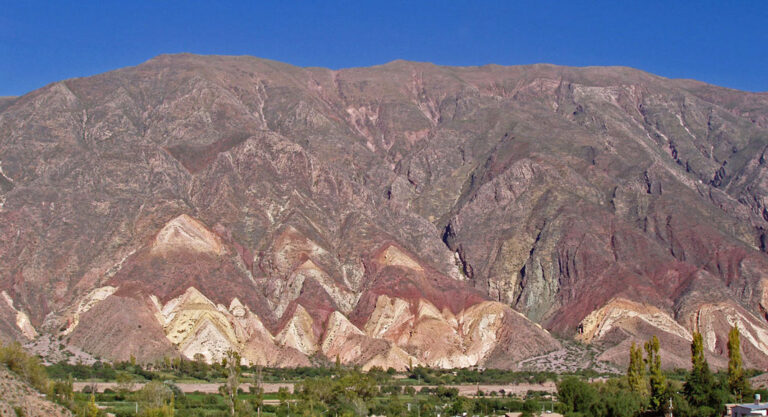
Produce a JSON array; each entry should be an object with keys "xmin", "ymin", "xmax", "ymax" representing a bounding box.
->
[{"xmin": 1, "ymin": 55, "xmax": 768, "ymax": 369}]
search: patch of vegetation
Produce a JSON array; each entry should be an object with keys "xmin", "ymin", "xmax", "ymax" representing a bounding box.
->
[
  {"xmin": 0, "ymin": 341, "xmax": 107, "ymax": 416},
  {"xmin": 0, "ymin": 341, "xmax": 50, "ymax": 393},
  {"xmin": 7, "ymin": 325, "xmax": 768, "ymax": 417}
]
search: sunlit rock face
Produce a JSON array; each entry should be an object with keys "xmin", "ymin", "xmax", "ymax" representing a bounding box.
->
[
  {"xmin": 2, "ymin": 54, "xmax": 768, "ymax": 368},
  {"xmin": 0, "ymin": 291, "xmax": 37, "ymax": 341},
  {"xmin": 151, "ymin": 214, "xmax": 224, "ymax": 256},
  {"xmin": 44, "ymin": 213, "xmax": 558, "ymax": 369}
]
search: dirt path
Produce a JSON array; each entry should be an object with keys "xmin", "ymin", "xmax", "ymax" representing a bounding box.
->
[
  {"xmin": 75, "ymin": 381, "xmax": 556, "ymax": 395},
  {"xmin": 74, "ymin": 382, "xmax": 294, "ymax": 394},
  {"xmin": 414, "ymin": 382, "xmax": 556, "ymax": 396}
]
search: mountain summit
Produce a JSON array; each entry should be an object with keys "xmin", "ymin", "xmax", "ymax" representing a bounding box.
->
[{"xmin": 1, "ymin": 54, "xmax": 768, "ymax": 369}]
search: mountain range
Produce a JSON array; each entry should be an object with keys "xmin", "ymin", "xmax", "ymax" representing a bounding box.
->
[{"xmin": 1, "ymin": 54, "xmax": 768, "ymax": 370}]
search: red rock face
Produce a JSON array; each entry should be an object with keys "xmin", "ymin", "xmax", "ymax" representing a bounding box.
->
[{"xmin": 1, "ymin": 55, "xmax": 768, "ymax": 368}]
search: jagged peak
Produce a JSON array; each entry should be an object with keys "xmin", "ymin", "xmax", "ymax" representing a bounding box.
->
[
  {"xmin": 374, "ymin": 244, "xmax": 423, "ymax": 271},
  {"xmin": 156, "ymin": 286, "xmax": 217, "ymax": 320},
  {"xmin": 276, "ymin": 305, "xmax": 318, "ymax": 356},
  {"xmin": 320, "ymin": 311, "xmax": 366, "ymax": 358},
  {"xmin": 157, "ymin": 289, "xmax": 240, "ymax": 354},
  {"xmin": 178, "ymin": 286, "xmax": 215, "ymax": 305},
  {"xmin": 416, "ymin": 299, "xmax": 443, "ymax": 321},
  {"xmin": 229, "ymin": 297, "xmax": 247, "ymax": 317},
  {"xmin": 151, "ymin": 214, "xmax": 223, "ymax": 256},
  {"xmin": 326, "ymin": 311, "xmax": 364, "ymax": 337},
  {"xmin": 296, "ymin": 259, "xmax": 322, "ymax": 271},
  {"xmin": 364, "ymin": 295, "xmax": 414, "ymax": 339},
  {"xmin": 178, "ymin": 317, "xmax": 238, "ymax": 363}
]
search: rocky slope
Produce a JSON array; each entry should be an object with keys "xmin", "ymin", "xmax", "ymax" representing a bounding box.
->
[
  {"xmin": 0, "ymin": 366, "xmax": 72, "ymax": 417},
  {"xmin": 1, "ymin": 54, "xmax": 768, "ymax": 369}
]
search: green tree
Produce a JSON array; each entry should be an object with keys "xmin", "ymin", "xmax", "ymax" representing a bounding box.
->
[
  {"xmin": 77, "ymin": 393, "xmax": 100, "ymax": 417},
  {"xmin": 219, "ymin": 350, "xmax": 242, "ymax": 417},
  {"xmin": 645, "ymin": 335, "xmax": 667, "ymax": 412},
  {"xmin": 627, "ymin": 341, "xmax": 647, "ymax": 395},
  {"xmin": 684, "ymin": 332, "xmax": 713, "ymax": 407},
  {"xmin": 115, "ymin": 372, "xmax": 135, "ymax": 398},
  {"xmin": 384, "ymin": 393, "xmax": 407, "ymax": 417},
  {"xmin": 251, "ymin": 365, "xmax": 264, "ymax": 417},
  {"xmin": 140, "ymin": 394, "xmax": 174, "ymax": 417},
  {"xmin": 684, "ymin": 332, "xmax": 728, "ymax": 417},
  {"xmin": 448, "ymin": 397, "xmax": 472, "ymax": 417},
  {"xmin": 557, "ymin": 376, "xmax": 598, "ymax": 414},
  {"xmin": 137, "ymin": 380, "xmax": 175, "ymax": 416},
  {"xmin": 592, "ymin": 379, "xmax": 645, "ymax": 417},
  {"xmin": 276, "ymin": 386, "xmax": 291, "ymax": 417},
  {"xmin": 52, "ymin": 374, "xmax": 75, "ymax": 406},
  {"xmin": 728, "ymin": 325, "xmax": 749, "ymax": 401},
  {"xmin": 293, "ymin": 370, "xmax": 378, "ymax": 417}
]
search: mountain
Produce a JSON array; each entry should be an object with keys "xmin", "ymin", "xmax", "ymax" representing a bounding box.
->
[{"xmin": 1, "ymin": 54, "xmax": 768, "ymax": 370}]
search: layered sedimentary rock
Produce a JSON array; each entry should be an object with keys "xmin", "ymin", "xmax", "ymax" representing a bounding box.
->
[
  {"xmin": 34, "ymin": 212, "xmax": 556, "ymax": 368},
  {"xmin": 1, "ymin": 54, "xmax": 768, "ymax": 368}
]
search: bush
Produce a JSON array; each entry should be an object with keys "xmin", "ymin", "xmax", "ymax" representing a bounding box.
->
[
  {"xmin": 381, "ymin": 385, "xmax": 402, "ymax": 395},
  {"xmin": 557, "ymin": 377, "xmax": 598, "ymax": 414},
  {"xmin": 0, "ymin": 341, "xmax": 50, "ymax": 393}
]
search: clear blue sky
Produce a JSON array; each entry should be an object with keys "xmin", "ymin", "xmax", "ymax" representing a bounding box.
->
[{"xmin": 1, "ymin": 1, "xmax": 767, "ymax": 96}]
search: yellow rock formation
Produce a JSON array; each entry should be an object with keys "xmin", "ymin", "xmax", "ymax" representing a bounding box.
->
[
  {"xmin": 151, "ymin": 214, "xmax": 223, "ymax": 255},
  {"xmin": 459, "ymin": 301, "xmax": 506, "ymax": 363},
  {"xmin": 1, "ymin": 291, "xmax": 38, "ymax": 339},
  {"xmin": 275, "ymin": 305, "xmax": 318, "ymax": 356},
  {"xmin": 364, "ymin": 295, "xmax": 414, "ymax": 343},
  {"xmin": 321, "ymin": 311, "xmax": 365, "ymax": 354},
  {"xmin": 375, "ymin": 245, "xmax": 423, "ymax": 271},
  {"xmin": 363, "ymin": 295, "xmax": 509, "ymax": 368},
  {"xmin": 362, "ymin": 345, "xmax": 420, "ymax": 372},
  {"xmin": 152, "ymin": 287, "xmax": 239, "ymax": 362},
  {"xmin": 134, "ymin": 286, "xmax": 520, "ymax": 369},
  {"xmin": 577, "ymin": 298, "xmax": 692, "ymax": 343},
  {"xmin": 692, "ymin": 303, "xmax": 768, "ymax": 357}
]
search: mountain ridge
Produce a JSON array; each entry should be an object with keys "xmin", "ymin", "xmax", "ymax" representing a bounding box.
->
[{"xmin": 2, "ymin": 54, "xmax": 768, "ymax": 370}]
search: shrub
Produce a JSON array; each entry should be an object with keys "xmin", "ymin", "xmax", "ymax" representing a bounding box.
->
[{"xmin": 0, "ymin": 342, "xmax": 50, "ymax": 393}]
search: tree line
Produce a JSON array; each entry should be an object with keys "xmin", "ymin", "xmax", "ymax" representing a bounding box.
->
[
  {"xmin": 558, "ymin": 326, "xmax": 760, "ymax": 417},
  {"xmin": 3, "ymin": 325, "xmax": 766, "ymax": 417}
]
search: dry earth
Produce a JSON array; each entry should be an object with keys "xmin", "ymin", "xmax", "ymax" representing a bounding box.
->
[{"xmin": 0, "ymin": 366, "xmax": 72, "ymax": 417}]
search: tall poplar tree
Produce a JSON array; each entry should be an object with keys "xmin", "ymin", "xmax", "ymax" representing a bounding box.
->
[
  {"xmin": 684, "ymin": 331, "xmax": 730, "ymax": 417},
  {"xmin": 220, "ymin": 350, "xmax": 241, "ymax": 417},
  {"xmin": 627, "ymin": 342, "xmax": 647, "ymax": 395},
  {"xmin": 645, "ymin": 335, "xmax": 666, "ymax": 411},
  {"xmin": 727, "ymin": 325, "xmax": 748, "ymax": 401},
  {"xmin": 684, "ymin": 332, "xmax": 713, "ymax": 407}
]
